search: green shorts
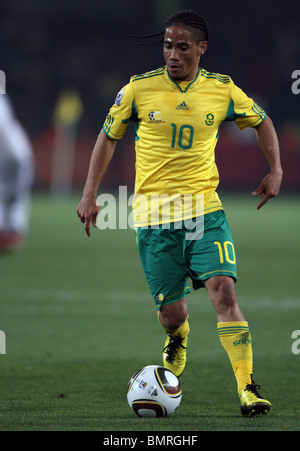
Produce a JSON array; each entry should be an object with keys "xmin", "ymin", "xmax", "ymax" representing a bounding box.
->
[{"xmin": 136, "ymin": 210, "xmax": 237, "ymax": 310}]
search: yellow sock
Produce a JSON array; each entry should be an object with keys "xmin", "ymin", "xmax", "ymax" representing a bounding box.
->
[
  {"xmin": 218, "ymin": 321, "xmax": 253, "ymax": 393},
  {"xmin": 158, "ymin": 312, "xmax": 190, "ymax": 338}
]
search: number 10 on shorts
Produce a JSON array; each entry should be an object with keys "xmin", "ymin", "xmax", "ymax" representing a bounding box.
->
[{"xmin": 214, "ymin": 241, "xmax": 236, "ymax": 264}]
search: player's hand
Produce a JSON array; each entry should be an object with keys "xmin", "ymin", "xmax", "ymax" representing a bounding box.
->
[
  {"xmin": 252, "ymin": 170, "xmax": 283, "ymax": 210},
  {"xmin": 77, "ymin": 196, "xmax": 100, "ymax": 237}
]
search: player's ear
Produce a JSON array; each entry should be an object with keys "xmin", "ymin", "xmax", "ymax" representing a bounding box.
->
[{"xmin": 198, "ymin": 41, "xmax": 208, "ymax": 57}]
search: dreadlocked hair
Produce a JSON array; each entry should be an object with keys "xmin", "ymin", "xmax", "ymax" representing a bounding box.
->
[
  {"xmin": 128, "ymin": 10, "xmax": 208, "ymax": 46},
  {"xmin": 166, "ymin": 10, "xmax": 209, "ymax": 43}
]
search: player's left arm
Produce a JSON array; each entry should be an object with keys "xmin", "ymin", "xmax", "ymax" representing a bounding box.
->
[{"xmin": 252, "ymin": 116, "xmax": 283, "ymax": 210}]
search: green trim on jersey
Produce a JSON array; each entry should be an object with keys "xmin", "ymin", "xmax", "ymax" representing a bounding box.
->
[
  {"xmin": 225, "ymin": 99, "xmax": 247, "ymax": 121},
  {"xmin": 201, "ymin": 69, "xmax": 231, "ymax": 84},
  {"xmin": 165, "ymin": 68, "xmax": 201, "ymax": 93},
  {"xmin": 132, "ymin": 68, "xmax": 164, "ymax": 83}
]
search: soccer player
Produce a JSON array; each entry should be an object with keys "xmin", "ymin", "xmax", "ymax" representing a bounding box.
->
[
  {"xmin": 0, "ymin": 95, "xmax": 34, "ymax": 251},
  {"xmin": 77, "ymin": 10, "xmax": 283, "ymax": 416}
]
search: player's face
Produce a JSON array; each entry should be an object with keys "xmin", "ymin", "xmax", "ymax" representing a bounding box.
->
[{"xmin": 163, "ymin": 26, "xmax": 207, "ymax": 82}]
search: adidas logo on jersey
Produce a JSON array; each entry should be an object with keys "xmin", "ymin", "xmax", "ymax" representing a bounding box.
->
[{"xmin": 176, "ymin": 102, "xmax": 189, "ymax": 111}]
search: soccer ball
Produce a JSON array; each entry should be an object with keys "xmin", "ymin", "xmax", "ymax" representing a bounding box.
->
[{"xmin": 127, "ymin": 365, "xmax": 182, "ymax": 418}]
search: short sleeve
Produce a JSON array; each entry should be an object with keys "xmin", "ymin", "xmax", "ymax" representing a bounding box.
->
[
  {"xmin": 225, "ymin": 81, "xmax": 266, "ymax": 130},
  {"xmin": 103, "ymin": 81, "xmax": 136, "ymax": 141}
]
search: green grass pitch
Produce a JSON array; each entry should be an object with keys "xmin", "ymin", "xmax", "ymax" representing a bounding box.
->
[{"xmin": 0, "ymin": 193, "xmax": 299, "ymax": 431}]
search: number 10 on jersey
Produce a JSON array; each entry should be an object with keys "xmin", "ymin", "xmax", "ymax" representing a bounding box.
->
[{"xmin": 171, "ymin": 124, "xmax": 194, "ymax": 150}]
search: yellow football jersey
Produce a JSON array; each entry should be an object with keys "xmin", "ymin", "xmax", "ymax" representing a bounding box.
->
[{"xmin": 103, "ymin": 66, "xmax": 266, "ymax": 226}]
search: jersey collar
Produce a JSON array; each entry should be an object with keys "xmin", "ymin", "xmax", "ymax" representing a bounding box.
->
[{"xmin": 164, "ymin": 66, "xmax": 201, "ymax": 92}]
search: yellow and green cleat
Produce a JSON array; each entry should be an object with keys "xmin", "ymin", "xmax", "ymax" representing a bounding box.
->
[
  {"xmin": 163, "ymin": 334, "xmax": 188, "ymax": 378},
  {"xmin": 240, "ymin": 375, "xmax": 271, "ymax": 417}
]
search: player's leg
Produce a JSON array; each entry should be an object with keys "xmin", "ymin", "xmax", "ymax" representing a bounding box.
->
[
  {"xmin": 187, "ymin": 211, "xmax": 250, "ymax": 389},
  {"xmin": 206, "ymin": 275, "xmax": 271, "ymax": 416},
  {"xmin": 136, "ymin": 224, "xmax": 190, "ymax": 377},
  {"xmin": 159, "ymin": 297, "xmax": 190, "ymax": 377},
  {"xmin": 0, "ymin": 134, "xmax": 33, "ymax": 251},
  {"xmin": 206, "ymin": 275, "xmax": 252, "ymax": 392},
  {"xmin": 205, "ymin": 275, "xmax": 244, "ymax": 323},
  {"xmin": 159, "ymin": 295, "xmax": 189, "ymax": 331},
  {"xmin": 186, "ymin": 211, "xmax": 270, "ymax": 415}
]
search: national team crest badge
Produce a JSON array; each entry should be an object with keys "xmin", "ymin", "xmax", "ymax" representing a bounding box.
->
[{"xmin": 205, "ymin": 112, "xmax": 215, "ymax": 126}]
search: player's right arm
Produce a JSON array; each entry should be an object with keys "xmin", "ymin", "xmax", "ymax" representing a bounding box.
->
[{"xmin": 77, "ymin": 130, "xmax": 116, "ymax": 237}]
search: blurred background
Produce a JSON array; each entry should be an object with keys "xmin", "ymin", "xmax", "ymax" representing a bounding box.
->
[{"xmin": 0, "ymin": 0, "xmax": 299, "ymax": 195}]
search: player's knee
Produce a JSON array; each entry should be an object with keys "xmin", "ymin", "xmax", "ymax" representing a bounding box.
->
[
  {"xmin": 160, "ymin": 301, "xmax": 188, "ymax": 331},
  {"xmin": 160, "ymin": 313, "xmax": 187, "ymax": 331},
  {"xmin": 211, "ymin": 278, "xmax": 238, "ymax": 312}
]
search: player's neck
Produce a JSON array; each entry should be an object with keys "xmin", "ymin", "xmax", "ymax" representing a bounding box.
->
[{"xmin": 170, "ymin": 67, "xmax": 200, "ymax": 83}]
